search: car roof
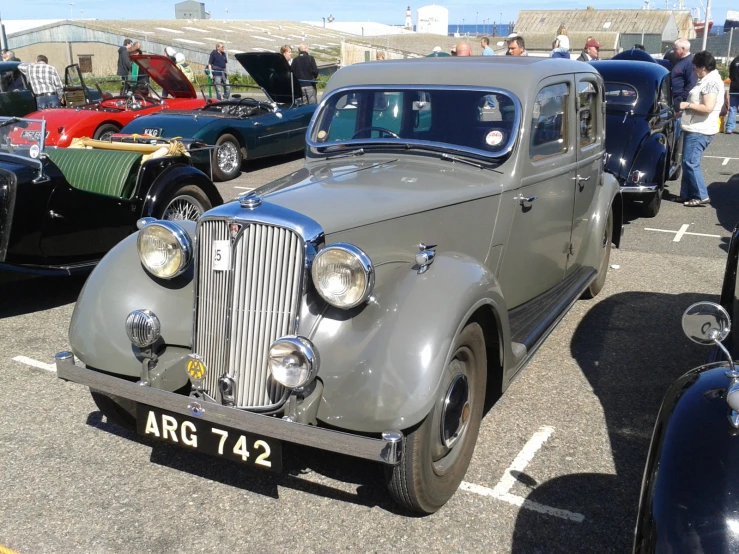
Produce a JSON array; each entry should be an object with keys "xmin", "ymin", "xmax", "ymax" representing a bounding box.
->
[
  {"xmin": 0, "ymin": 61, "xmax": 19, "ymax": 71},
  {"xmin": 324, "ymin": 57, "xmax": 600, "ymax": 100},
  {"xmin": 590, "ymin": 60, "xmax": 668, "ymax": 111}
]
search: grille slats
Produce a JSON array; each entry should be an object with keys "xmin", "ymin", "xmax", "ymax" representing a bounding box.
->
[{"xmin": 194, "ymin": 219, "xmax": 304, "ymax": 408}]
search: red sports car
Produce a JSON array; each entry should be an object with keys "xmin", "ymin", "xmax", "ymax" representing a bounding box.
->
[{"xmin": 23, "ymin": 54, "xmax": 211, "ymax": 146}]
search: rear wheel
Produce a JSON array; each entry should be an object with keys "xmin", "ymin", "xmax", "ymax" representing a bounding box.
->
[
  {"xmin": 93, "ymin": 123, "xmax": 120, "ymax": 141},
  {"xmin": 582, "ymin": 209, "xmax": 613, "ymax": 299},
  {"xmin": 212, "ymin": 133, "xmax": 243, "ymax": 181},
  {"xmin": 156, "ymin": 185, "xmax": 211, "ymax": 221},
  {"xmin": 90, "ymin": 390, "xmax": 136, "ymax": 430},
  {"xmin": 641, "ymin": 188, "xmax": 662, "ymax": 218},
  {"xmin": 386, "ymin": 322, "xmax": 487, "ymax": 513}
]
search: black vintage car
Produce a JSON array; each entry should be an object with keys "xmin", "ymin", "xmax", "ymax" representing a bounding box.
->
[
  {"xmin": 633, "ymin": 220, "xmax": 739, "ymax": 552},
  {"xmin": 0, "ymin": 116, "xmax": 222, "ymax": 278},
  {"xmin": 592, "ymin": 60, "xmax": 681, "ymax": 217}
]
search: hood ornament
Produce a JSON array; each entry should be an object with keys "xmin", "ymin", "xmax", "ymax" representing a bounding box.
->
[{"xmin": 239, "ymin": 191, "xmax": 262, "ymax": 209}]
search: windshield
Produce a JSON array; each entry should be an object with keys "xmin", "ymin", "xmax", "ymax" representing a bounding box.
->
[
  {"xmin": 0, "ymin": 116, "xmax": 46, "ymax": 159},
  {"xmin": 604, "ymin": 83, "xmax": 638, "ymax": 108},
  {"xmin": 309, "ymin": 87, "xmax": 520, "ymax": 157}
]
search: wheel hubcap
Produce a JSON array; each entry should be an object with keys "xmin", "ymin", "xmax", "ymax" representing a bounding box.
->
[
  {"xmin": 217, "ymin": 142, "xmax": 239, "ymax": 173},
  {"xmin": 440, "ymin": 373, "xmax": 470, "ymax": 449},
  {"xmin": 162, "ymin": 195, "xmax": 205, "ymax": 221}
]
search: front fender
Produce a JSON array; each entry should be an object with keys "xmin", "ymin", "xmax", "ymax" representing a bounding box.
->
[
  {"xmin": 69, "ymin": 221, "xmax": 196, "ymax": 379},
  {"xmin": 140, "ymin": 164, "xmax": 223, "ymax": 218},
  {"xmin": 310, "ymin": 253, "xmax": 509, "ymax": 433},
  {"xmin": 634, "ymin": 364, "xmax": 739, "ymax": 553}
]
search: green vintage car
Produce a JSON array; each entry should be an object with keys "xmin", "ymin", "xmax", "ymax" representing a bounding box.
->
[
  {"xmin": 57, "ymin": 57, "xmax": 623, "ymax": 514},
  {"xmin": 0, "ymin": 61, "xmax": 101, "ymax": 116}
]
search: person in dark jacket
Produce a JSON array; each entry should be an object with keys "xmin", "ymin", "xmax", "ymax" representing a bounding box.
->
[
  {"xmin": 671, "ymin": 38, "xmax": 697, "ymax": 107},
  {"xmin": 291, "ymin": 43, "xmax": 319, "ymax": 104},
  {"xmin": 117, "ymin": 39, "xmax": 133, "ymax": 81},
  {"xmin": 725, "ymin": 53, "xmax": 739, "ymax": 134}
]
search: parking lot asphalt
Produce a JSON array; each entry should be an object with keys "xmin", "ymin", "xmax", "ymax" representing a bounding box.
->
[{"xmin": 1, "ymin": 134, "xmax": 737, "ymax": 553}]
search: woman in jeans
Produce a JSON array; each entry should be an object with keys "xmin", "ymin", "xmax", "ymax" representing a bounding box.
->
[{"xmin": 678, "ymin": 50, "xmax": 723, "ymax": 206}]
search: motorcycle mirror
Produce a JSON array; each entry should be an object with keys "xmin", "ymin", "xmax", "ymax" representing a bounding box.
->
[{"xmin": 682, "ymin": 302, "xmax": 731, "ymax": 345}]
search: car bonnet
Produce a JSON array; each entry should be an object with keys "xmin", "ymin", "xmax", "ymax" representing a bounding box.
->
[
  {"xmin": 131, "ymin": 54, "xmax": 196, "ymax": 99},
  {"xmin": 234, "ymin": 52, "xmax": 301, "ymax": 105}
]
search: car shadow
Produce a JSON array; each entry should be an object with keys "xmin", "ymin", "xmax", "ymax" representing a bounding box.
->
[
  {"xmin": 86, "ymin": 409, "xmax": 397, "ymax": 512},
  {"xmin": 707, "ymin": 172, "xmax": 739, "ymax": 236},
  {"xmin": 243, "ymin": 150, "xmax": 304, "ymax": 173},
  {"xmin": 511, "ymin": 291, "xmax": 718, "ymax": 553},
  {"xmin": 0, "ymin": 274, "xmax": 87, "ymax": 318}
]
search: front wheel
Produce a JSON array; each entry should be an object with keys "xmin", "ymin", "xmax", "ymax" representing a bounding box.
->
[
  {"xmin": 386, "ymin": 322, "xmax": 487, "ymax": 513},
  {"xmin": 582, "ymin": 209, "xmax": 613, "ymax": 299},
  {"xmin": 156, "ymin": 185, "xmax": 212, "ymax": 221},
  {"xmin": 212, "ymin": 133, "xmax": 243, "ymax": 182}
]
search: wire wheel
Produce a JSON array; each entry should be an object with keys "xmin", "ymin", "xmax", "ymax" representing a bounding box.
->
[
  {"xmin": 217, "ymin": 141, "xmax": 240, "ymax": 174},
  {"xmin": 161, "ymin": 194, "xmax": 206, "ymax": 221}
]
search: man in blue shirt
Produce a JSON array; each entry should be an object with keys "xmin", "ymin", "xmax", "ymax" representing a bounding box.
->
[
  {"xmin": 480, "ymin": 37, "xmax": 494, "ymax": 56},
  {"xmin": 671, "ymin": 38, "xmax": 697, "ymax": 145},
  {"xmin": 207, "ymin": 42, "xmax": 230, "ymax": 100}
]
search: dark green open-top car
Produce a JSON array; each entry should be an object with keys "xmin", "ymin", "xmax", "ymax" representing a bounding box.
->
[{"xmin": 57, "ymin": 57, "xmax": 622, "ymax": 513}]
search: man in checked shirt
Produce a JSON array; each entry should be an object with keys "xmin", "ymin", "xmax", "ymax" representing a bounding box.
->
[{"xmin": 18, "ymin": 55, "xmax": 65, "ymax": 109}]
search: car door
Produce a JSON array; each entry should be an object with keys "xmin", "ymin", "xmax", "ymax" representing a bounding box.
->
[
  {"xmin": 0, "ymin": 68, "xmax": 36, "ymax": 117},
  {"xmin": 63, "ymin": 64, "xmax": 95, "ymax": 107},
  {"xmin": 284, "ymin": 104, "xmax": 317, "ymax": 153},
  {"xmin": 497, "ymin": 77, "xmax": 578, "ymax": 309},
  {"xmin": 567, "ymin": 74, "xmax": 605, "ymax": 275},
  {"xmin": 250, "ymin": 111, "xmax": 290, "ymax": 158}
]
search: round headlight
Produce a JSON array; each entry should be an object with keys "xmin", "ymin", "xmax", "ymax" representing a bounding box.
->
[
  {"xmin": 268, "ymin": 336, "xmax": 319, "ymax": 389},
  {"xmin": 311, "ymin": 243, "xmax": 374, "ymax": 309},
  {"xmin": 125, "ymin": 309, "xmax": 161, "ymax": 348},
  {"xmin": 137, "ymin": 221, "xmax": 192, "ymax": 279}
]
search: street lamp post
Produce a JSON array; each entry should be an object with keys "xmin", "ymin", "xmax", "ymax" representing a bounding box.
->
[
  {"xmin": 476, "ymin": 12, "xmax": 478, "ymax": 36},
  {"xmin": 69, "ymin": 3, "xmax": 74, "ymax": 19},
  {"xmin": 462, "ymin": 18, "xmax": 465, "ymax": 36}
]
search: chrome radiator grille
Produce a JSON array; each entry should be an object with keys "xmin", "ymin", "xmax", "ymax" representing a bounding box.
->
[{"xmin": 194, "ymin": 219, "xmax": 305, "ymax": 408}]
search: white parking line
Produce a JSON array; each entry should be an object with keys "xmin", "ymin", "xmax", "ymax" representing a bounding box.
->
[
  {"xmin": 724, "ymin": 158, "xmax": 730, "ymax": 166},
  {"xmin": 233, "ymin": 186, "xmax": 254, "ymax": 191},
  {"xmin": 13, "ymin": 356, "xmax": 55, "ymax": 372},
  {"xmin": 460, "ymin": 426, "xmax": 585, "ymax": 522},
  {"xmin": 705, "ymin": 155, "xmax": 739, "ymax": 161},
  {"xmin": 645, "ymin": 224, "xmax": 722, "ymax": 242}
]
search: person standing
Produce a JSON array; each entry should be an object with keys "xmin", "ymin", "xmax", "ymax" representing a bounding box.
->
[
  {"xmin": 292, "ymin": 43, "xmax": 319, "ymax": 104},
  {"xmin": 671, "ymin": 39, "xmax": 697, "ymax": 109},
  {"xmin": 454, "ymin": 42, "xmax": 471, "ymax": 56},
  {"xmin": 117, "ymin": 39, "xmax": 133, "ymax": 84},
  {"xmin": 480, "ymin": 37, "xmax": 494, "ymax": 56},
  {"xmin": 725, "ymin": 53, "xmax": 739, "ymax": 134},
  {"xmin": 280, "ymin": 45, "xmax": 293, "ymax": 66},
  {"xmin": 18, "ymin": 55, "xmax": 64, "ymax": 109},
  {"xmin": 175, "ymin": 52, "xmax": 195, "ymax": 82},
  {"xmin": 507, "ymin": 36, "xmax": 528, "ymax": 57},
  {"xmin": 577, "ymin": 39, "xmax": 600, "ymax": 61},
  {"xmin": 678, "ymin": 51, "xmax": 723, "ymax": 206},
  {"xmin": 207, "ymin": 42, "xmax": 230, "ymax": 100}
]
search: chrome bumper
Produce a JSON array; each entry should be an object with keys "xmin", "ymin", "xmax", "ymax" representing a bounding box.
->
[
  {"xmin": 55, "ymin": 352, "xmax": 403, "ymax": 466},
  {"xmin": 620, "ymin": 185, "xmax": 658, "ymax": 193}
]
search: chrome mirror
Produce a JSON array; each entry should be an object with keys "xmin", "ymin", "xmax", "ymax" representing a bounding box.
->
[{"xmin": 682, "ymin": 302, "xmax": 731, "ymax": 345}]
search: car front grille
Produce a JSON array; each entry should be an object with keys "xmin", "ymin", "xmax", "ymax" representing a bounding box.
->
[{"xmin": 193, "ymin": 219, "xmax": 305, "ymax": 408}]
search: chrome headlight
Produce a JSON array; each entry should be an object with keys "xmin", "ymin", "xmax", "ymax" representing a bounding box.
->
[
  {"xmin": 125, "ymin": 309, "xmax": 161, "ymax": 348},
  {"xmin": 137, "ymin": 221, "xmax": 192, "ymax": 279},
  {"xmin": 268, "ymin": 336, "xmax": 319, "ymax": 389},
  {"xmin": 311, "ymin": 243, "xmax": 374, "ymax": 309}
]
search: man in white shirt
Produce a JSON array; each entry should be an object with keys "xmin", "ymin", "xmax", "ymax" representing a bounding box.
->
[{"xmin": 18, "ymin": 55, "xmax": 64, "ymax": 109}]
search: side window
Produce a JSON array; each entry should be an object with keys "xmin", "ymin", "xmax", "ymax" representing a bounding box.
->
[
  {"xmin": 530, "ymin": 83, "xmax": 569, "ymax": 161},
  {"xmin": 578, "ymin": 81, "xmax": 598, "ymax": 148},
  {"xmin": 0, "ymin": 69, "xmax": 26, "ymax": 93},
  {"xmin": 658, "ymin": 76, "xmax": 671, "ymax": 109}
]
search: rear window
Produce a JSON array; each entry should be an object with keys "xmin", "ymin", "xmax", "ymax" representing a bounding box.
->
[
  {"xmin": 604, "ymin": 83, "xmax": 638, "ymax": 106},
  {"xmin": 310, "ymin": 87, "xmax": 520, "ymax": 157}
]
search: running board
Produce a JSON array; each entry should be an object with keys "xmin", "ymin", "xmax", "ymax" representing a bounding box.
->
[{"xmin": 507, "ymin": 267, "xmax": 597, "ymax": 368}]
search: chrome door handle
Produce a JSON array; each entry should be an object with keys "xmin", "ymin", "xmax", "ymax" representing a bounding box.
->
[
  {"xmin": 515, "ymin": 195, "xmax": 538, "ymax": 205},
  {"xmin": 49, "ymin": 210, "xmax": 64, "ymax": 219},
  {"xmin": 572, "ymin": 175, "xmax": 591, "ymax": 182}
]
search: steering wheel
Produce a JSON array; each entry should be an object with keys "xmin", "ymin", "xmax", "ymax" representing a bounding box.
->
[
  {"xmin": 351, "ymin": 126, "xmax": 400, "ymax": 139},
  {"xmin": 125, "ymin": 94, "xmax": 147, "ymax": 110}
]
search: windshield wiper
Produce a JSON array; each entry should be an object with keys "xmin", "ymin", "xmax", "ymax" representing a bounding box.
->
[
  {"xmin": 325, "ymin": 148, "xmax": 365, "ymax": 160},
  {"xmin": 441, "ymin": 152, "xmax": 484, "ymax": 169}
]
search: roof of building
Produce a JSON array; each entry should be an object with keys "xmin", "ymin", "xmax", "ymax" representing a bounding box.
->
[
  {"xmin": 516, "ymin": 9, "xmax": 676, "ymax": 35},
  {"xmin": 517, "ymin": 31, "xmax": 620, "ymax": 53}
]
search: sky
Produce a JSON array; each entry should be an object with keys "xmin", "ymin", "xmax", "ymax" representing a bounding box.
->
[{"xmin": 0, "ymin": 0, "xmax": 733, "ymax": 28}]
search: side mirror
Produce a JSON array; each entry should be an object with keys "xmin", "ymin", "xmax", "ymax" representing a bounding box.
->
[{"xmin": 682, "ymin": 301, "xmax": 731, "ymax": 345}]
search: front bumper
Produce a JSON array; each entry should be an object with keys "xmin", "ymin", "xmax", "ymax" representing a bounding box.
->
[{"xmin": 55, "ymin": 352, "xmax": 403, "ymax": 466}]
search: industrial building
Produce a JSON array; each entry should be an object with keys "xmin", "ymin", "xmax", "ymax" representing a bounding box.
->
[{"xmin": 174, "ymin": 0, "xmax": 209, "ymax": 20}]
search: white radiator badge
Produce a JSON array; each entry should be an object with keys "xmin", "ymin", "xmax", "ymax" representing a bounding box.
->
[{"xmin": 212, "ymin": 240, "xmax": 231, "ymax": 271}]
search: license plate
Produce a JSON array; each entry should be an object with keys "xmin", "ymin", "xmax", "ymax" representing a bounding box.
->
[
  {"xmin": 21, "ymin": 130, "xmax": 48, "ymax": 140},
  {"xmin": 212, "ymin": 240, "xmax": 231, "ymax": 271},
  {"xmin": 136, "ymin": 404, "xmax": 282, "ymax": 472},
  {"xmin": 143, "ymin": 128, "xmax": 163, "ymax": 137}
]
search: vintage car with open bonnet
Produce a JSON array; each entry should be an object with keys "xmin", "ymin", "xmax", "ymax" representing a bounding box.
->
[{"xmin": 56, "ymin": 57, "xmax": 623, "ymax": 513}]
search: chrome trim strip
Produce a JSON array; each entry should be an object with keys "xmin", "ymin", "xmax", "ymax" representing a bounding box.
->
[
  {"xmin": 306, "ymin": 84, "xmax": 522, "ymax": 160},
  {"xmin": 56, "ymin": 358, "xmax": 402, "ymax": 465},
  {"xmin": 620, "ymin": 185, "xmax": 658, "ymax": 193}
]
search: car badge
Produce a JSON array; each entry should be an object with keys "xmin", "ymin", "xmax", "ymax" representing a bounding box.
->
[
  {"xmin": 229, "ymin": 222, "xmax": 242, "ymax": 238},
  {"xmin": 239, "ymin": 192, "xmax": 262, "ymax": 209},
  {"xmin": 186, "ymin": 354, "xmax": 208, "ymax": 388}
]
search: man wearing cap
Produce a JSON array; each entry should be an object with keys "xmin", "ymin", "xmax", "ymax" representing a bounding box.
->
[{"xmin": 577, "ymin": 39, "xmax": 600, "ymax": 61}]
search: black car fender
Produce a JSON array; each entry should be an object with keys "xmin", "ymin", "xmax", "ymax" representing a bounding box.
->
[
  {"xmin": 630, "ymin": 133, "xmax": 669, "ymax": 187},
  {"xmin": 310, "ymin": 252, "xmax": 509, "ymax": 434},
  {"xmin": 140, "ymin": 163, "xmax": 223, "ymax": 218}
]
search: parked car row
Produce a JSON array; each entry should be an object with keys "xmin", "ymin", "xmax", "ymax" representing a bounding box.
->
[{"xmin": 1, "ymin": 52, "xmax": 727, "ymax": 550}]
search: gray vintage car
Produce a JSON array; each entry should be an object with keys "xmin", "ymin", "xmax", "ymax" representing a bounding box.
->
[{"xmin": 56, "ymin": 57, "xmax": 622, "ymax": 513}]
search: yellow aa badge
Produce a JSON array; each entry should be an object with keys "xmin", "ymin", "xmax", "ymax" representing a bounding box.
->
[{"xmin": 187, "ymin": 356, "xmax": 207, "ymax": 381}]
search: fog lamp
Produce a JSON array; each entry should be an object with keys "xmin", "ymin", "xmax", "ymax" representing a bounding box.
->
[
  {"xmin": 268, "ymin": 336, "xmax": 319, "ymax": 389},
  {"xmin": 125, "ymin": 309, "xmax": 161, "ymax": 348}
]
